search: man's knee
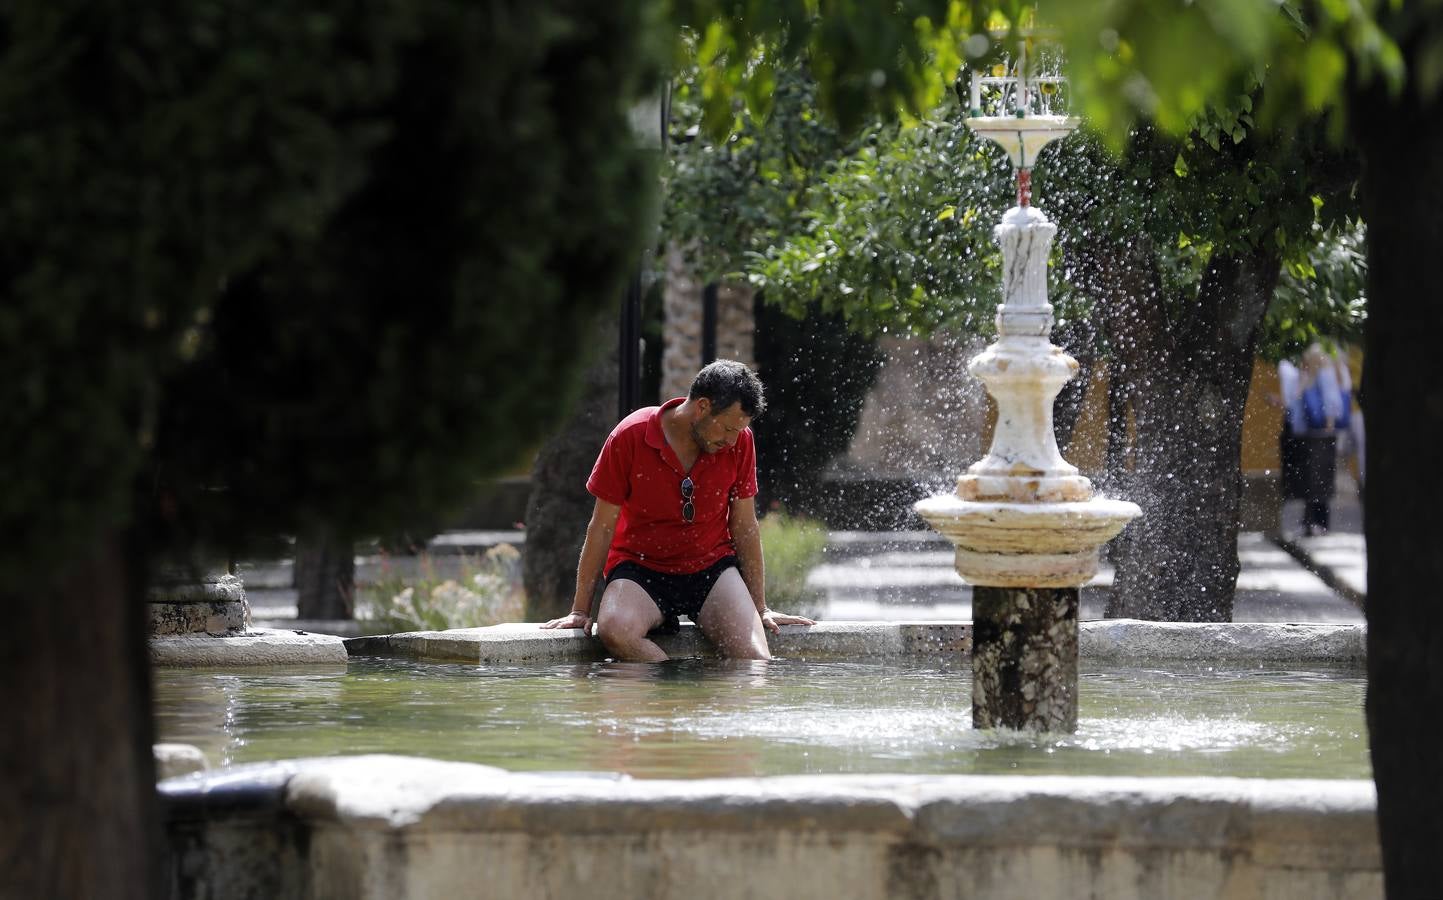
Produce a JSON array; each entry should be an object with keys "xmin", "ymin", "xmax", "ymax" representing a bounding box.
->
[
  {"xmin": 595, "ymin": 612, "xmax": 642, "ymax": 647},
  {"xmin": 596, "ymin": 584, "xmax": 658, "ymax": 647}
]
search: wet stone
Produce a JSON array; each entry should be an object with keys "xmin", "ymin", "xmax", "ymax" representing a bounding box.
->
[{"xmin": 972, "ymin": 586, "xmax": 1079, "ymax": 733}]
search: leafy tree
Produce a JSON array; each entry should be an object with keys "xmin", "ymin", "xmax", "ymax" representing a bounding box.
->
[
  {"xmin": 753, "ymin": 110, "xmax": 1018, "ymax": 336},
  {"xmin": 1258, "ymin": 219, "xmax": 1368, "ymax": 362},
  {"xmin": 1049, "ymin": 113, "xmax": 1356, "ymax": 622},
  {"xmin": 664, "ymin": 61, "xmax": 886, "ymax": 517},
  {"xmin": 0, "ymin": 2, "xmax": 662, "ymax": 897},
  {"xmin": 752, "ymin": 84, "xmax": 1355, "ymax": 622},
  {"xmin": 685, "ymin": 2, "xmax": 1440, "ymax": 891}
]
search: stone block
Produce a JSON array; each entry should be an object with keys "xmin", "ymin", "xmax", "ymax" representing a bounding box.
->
[
  {"xmin": 148, "ymin": 573, "xmax": 251, "ymax": 636},
  {"xmin": 151, "ymin": 628, "xmax": 348, "ymax": 668},
  {"xmin": 155, "ymin": 743, "xmax": 210, "ymax": 780}
]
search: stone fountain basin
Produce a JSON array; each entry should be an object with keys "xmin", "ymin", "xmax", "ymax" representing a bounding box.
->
[
  {"xmin": 915, "ymin": 494, "xmax": 1141, "ymax": 587},
  {"xmin": 160, "ymin": 621, "xmax": 1376, "ymax": 900}
]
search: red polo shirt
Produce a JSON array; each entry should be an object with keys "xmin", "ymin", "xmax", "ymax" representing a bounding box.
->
[{"xmin": 587, "ymin": 397, "xmax": 758, "ymax": 575}]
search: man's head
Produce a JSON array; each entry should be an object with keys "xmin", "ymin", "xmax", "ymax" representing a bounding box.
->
[{"xmin": 686, "ymin": 360, "xmax": 765, "ymax": 454}]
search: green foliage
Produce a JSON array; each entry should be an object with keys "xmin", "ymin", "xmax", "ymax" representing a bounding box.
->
[
  {"xmin": 1, "ymin": 1, "xmax": 665, "ymax": 590},
  {"xmin": 663, "ymin": 60, "xmax": 847, "ymax": 281},
  {"xmin": 364, "ymin": 544, "xmax": 525, "ymax": 632},
  {"xmin": 673, "ymin": 2, "xmax": 1409, "ymax": 147},
  {"xmin": 1046, "ymin": 110, "xmax": 1358, "ymax": 322},
  {"xmin": 760, "ymin": 510, "xmax": 827, "ymax": 614},
  {"xmin": 668, "ymin": 0, "xmax": 977, "ymax": 137},
  {"xmin": 1258, "ymin": 220, "xmax": 1368, "ymax": 361},
  {"xmin": 751, "ymin": 107, "xmax": 1017, "ymax": 338},
  {"xmin": 748, "ymin": 85, "xmax": 1354, "ymax": 344}
]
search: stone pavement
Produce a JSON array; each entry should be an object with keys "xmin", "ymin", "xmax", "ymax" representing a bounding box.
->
[
  {"xmin": 1275, "ymin": 477, "xmax": 1367, "ymax": 606},
  {"xmin": 246, "ymin": 477, "xmax": 1367, "ymax": 630},
  {"xmin": 806, "ymin": 529, "xmax": 1363, "ymax": 624},
  {"xmin": 811, "ymin": 472, "xmax": 1366, "ymax": 624}
]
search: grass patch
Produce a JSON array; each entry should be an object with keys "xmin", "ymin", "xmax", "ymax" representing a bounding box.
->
[{"xmin": 761, "ymin": 511, "xmax": 827, "ymax": 617}]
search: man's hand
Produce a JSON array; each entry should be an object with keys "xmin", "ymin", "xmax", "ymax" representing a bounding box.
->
[
  {"xmin": 760, "ymin": 609, "xmax": 816, "ymax": 634},
  {"xmin": 542, "ymin": 611, "xmax": 591, "ymax": 634}
]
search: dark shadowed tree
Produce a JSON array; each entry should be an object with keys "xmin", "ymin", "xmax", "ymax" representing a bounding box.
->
[
  {"xmin": 752, "ymin": 296, "xmax": 884, "ymax": 514},
  {"xmin": 293, "ymin": 530, "xmax": 356, "ymax": 620},
  {"xmin": 1348, "ymin": 6, "xmax": 1443, "ymax": 891},
  {"xmin": 0, "ymin": 2, "xmax": 661, "ymax": 897},
  {"xmin": 522, "ymin": 315, "xmax": 620, "ymax": 621}
]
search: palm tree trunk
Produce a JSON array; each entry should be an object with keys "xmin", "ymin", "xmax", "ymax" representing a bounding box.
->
[
  {"xmin": 661, "ymin": 242, "xmax": 703, "ymax": 400},
  {"xmin": 713, "ymin": 281, "xmax": 756, "ymax": 369}
]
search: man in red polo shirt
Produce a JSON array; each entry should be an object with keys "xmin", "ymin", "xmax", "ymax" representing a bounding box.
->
[{"xmin": 541, "ymin": 360, "xmax": 815, "ymax": 661}]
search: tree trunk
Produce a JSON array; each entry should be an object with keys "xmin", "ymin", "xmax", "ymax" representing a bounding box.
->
[
  {"xmin": 971, "ymin": 587, "xmax": 1079, "ymax": 733},
  {"xmin": 522, "ymin": 315, "xmax": 620, "ymax": 621},
  {"xmin": 660, "ymin": 242, "xmax": 703, "ymax": 401},
  {"xmin": 1089, "ymin": 241, "xmax": 1279, "ymax": 621},
  {"xmin": 0, "ymin": 534, "xmax": 159, "ymax": 899},
  {"xmin": 1352, "ymin": 52, "xmax": 1443, "ymax": 899},
  {"xmin": 294, "ymin": 530, "xmax": 355, "ymax": 620},
  {"xmin": 713, "ymin": 281, "xmax": 756, "ymax": 369}
]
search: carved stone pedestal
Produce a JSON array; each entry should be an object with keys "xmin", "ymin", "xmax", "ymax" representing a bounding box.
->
[{"xmin": 971, "ymin": 586, "xmax": 1079, "ymax": 732}]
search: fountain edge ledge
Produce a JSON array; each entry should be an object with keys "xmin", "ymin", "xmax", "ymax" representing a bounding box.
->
[
  {"xmin": 152, "ymin": 627, "xmax": 348, "ymax": 667},
  {"xmin": 160, "ymin": 754, "xmax": 1381, "ymax": 900},
  {"xmin": 342, "ymin": 620, "xmax": 1365, "ymax": 665}
]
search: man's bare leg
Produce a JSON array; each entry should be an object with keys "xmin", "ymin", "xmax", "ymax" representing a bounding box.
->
[
  {"xmin": 696, "ymin": 568, "xmax": 771, "ymax": 660},
  {"xmin": 594, "ymin": 579, "xmax": 668, "ymax": 662}
]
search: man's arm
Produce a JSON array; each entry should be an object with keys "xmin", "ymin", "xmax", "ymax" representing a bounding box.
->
[
  {"xmin": 729, "ymin": 496, "xmax": 817, "ymax": 633},
  {"xmin": 729, "ymin": 496, "xmax": 767, "ymax": 615},
  {"xmin": 541, "ymin": 499, "xmax": 620, "ymax": 632}
]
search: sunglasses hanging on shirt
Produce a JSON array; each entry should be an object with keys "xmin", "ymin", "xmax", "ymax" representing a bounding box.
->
[{"xmin": 680, "ymin": 476, "xmax": 695, "ymax": 523}]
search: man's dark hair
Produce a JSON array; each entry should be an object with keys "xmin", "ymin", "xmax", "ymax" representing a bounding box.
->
[{"xmin": 689, "ymin": 359, "xmax": 766, "ymax": 418}]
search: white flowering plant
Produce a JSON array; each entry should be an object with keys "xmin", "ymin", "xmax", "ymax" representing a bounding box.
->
[{"xmin": 364, "ymin": 543, "xmax": 525, "ymax": 632}]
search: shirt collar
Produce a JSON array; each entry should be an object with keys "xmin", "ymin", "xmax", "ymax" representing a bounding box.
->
[{"xmin": 645, "ymin": 397, "xmax": 687, "ymax": 450}]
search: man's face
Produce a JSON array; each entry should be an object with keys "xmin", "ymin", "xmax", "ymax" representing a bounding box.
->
[{"xmin": 692, "ymin": 400, "xmax": 751, "ymax": 454}]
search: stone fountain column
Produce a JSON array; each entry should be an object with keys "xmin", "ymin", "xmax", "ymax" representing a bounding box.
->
[{"xmin": 917, "ymin": 110, "xmax": 1140, "ymax": 733}]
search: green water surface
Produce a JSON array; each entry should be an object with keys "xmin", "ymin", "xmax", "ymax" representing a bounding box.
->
[{"xmin": 152, "ymin": 657, "xmax": 1369, "ymax": 780}]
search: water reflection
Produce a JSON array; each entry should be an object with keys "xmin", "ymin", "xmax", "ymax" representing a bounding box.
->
[{"xmin": 152, "ymin": 658, "xmax": 1368, "ymax": 781}]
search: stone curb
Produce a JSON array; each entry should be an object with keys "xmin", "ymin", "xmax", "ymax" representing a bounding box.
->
[
  {"xmin": 344, "ymin": 621, "xmax": 974, "ymax": 663},
  {"xmin": 151, "ymin": 627, "xmax": 349, "ymax": 668},
  {"xmin": 1273, "ymin": 534, "xmax": 1367, "ymax": 609},
  {"xmin": 1079, "ymin": 619, "xmax": 1365, "ymax": 663},
  {"xmin": 160, "ymin": 755, "xmax": 1380, "ymax": 854},
  {"xmin": 160, "ymin": 755, "xmax": 1381, "ymax": 898},
  {"xmin": 345, "ymin": 619, "xmax": 1364, "ymax": 665}
]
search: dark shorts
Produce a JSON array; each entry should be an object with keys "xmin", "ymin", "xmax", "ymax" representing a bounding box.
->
[{"xmin": 604, "ymin": 555, "xmax": 739, "ymax": 636}]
